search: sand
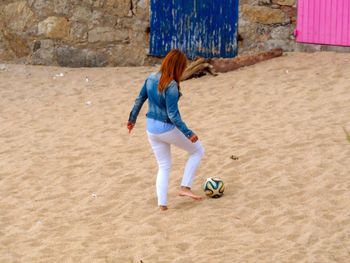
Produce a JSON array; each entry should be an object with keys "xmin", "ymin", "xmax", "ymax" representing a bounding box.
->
[{"xmin": 1, "ymin": 52, "xmax": 349, "ymax": 263}]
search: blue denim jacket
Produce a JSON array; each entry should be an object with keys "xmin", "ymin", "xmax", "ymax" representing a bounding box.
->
[{"xmin": 128, "ymin": 72, "xmax": 194, "ymax": 138}]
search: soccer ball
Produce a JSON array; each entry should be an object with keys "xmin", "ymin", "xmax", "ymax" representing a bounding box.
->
[{"xmin": 203, "ymin": 177, "xmax": 225, "ymax": 198}]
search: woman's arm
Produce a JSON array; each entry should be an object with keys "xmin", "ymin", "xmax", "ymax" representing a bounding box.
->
[
  {"xmin": 165, "ymin": 82, "xmax": 194, "ymax": 139},
  {"xmin": 128, "ymin": 79, "xmax": 148, "ymax": 125}
]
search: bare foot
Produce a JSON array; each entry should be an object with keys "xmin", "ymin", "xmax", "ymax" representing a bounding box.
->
[
  {"xmin": 159, "ymin": 205, "xmax": 168, "ymax": 211},
  {"xmin": 178, "ymin": 187, "xmax": 203, "ymax": 201}
]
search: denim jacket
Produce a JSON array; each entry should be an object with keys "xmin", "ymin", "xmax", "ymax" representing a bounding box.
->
[{"xmin": 128, "ymin": 72, "xmax": 194, "ymax": 138}]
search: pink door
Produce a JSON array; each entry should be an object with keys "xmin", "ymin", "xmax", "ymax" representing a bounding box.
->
[{"xmin": 296, "ymin": 0, "xmax": 350, "ymax": 46}]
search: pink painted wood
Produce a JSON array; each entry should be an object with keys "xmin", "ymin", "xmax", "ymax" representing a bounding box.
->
[{"xmin": 296, "ymin": 0, "xmax": 350, "ymax": 46}]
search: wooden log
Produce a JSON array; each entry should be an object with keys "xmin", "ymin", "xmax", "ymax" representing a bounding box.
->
[
  {"xmin": 182, "ymin": 57, "xmax": 217, "ymax": 81},
  {"xmin": 181, "ymin": 48, "xmax": 283, "ymax": 81},
  {"xmin": 186, "ymin": 57, "xmax": 206, "ymax": 71},
  {"xmin": 211, "ymin": 48, "xmax": 283, "ymax": 73}
]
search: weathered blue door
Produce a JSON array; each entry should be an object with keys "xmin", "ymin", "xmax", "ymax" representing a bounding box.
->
[{"xmin": 150, "ymin": 0, "xmax": 239, "ymax": 59}]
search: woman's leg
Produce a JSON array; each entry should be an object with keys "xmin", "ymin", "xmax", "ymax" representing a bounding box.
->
[
  {"xmin": 159, "ymin": 128, "xmax": 204, "ymax": 198},
  {"xmin": 147, "ymin": 132, "xmax": 172, "ymax": 208}
]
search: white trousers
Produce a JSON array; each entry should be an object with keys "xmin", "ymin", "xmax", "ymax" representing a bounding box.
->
[{"xmin": 147, "ymin": 128, "xmax": 205, "ymax": 206}]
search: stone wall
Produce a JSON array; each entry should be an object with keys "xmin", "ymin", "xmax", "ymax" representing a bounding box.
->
[
  {"xmin": 239, "ymin": 0, "xmax": 350, "ymax": 53},
  {"xmin": 0, "ymin": 0, "xmax": 150, "ymax": 66},
  {"xmin": 0, "ymin": 0, "xmax": 349, "ymax": 67},
  {"xmin": 239, "ymin": 0, "xmax": 297, "ymax": 53}
]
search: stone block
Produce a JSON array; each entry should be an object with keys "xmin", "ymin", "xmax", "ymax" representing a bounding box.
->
[
  {"xmin": 240, "ymin": 0, "xmax": 259, "ymax": 5},
  {"xmin": 88, "ymin": 27, "xmax": 129, "ymax": 43},
  {"xmin": 116, "ymin": 18, "xmax": 134, "ymax": 29},
  {"xmin": 258, "ymin": 0, "xmax": 271, "ymax": 5},
  {"xmin": 242, "ymin": 5, "xmax": 289, "ymax": 24},
  {"xmin": 270, "ymin": 4, "xmax": 281, "ymax": 9},
  {"xmin": 69, "ymin": 22, "xmax": 88, "ymax": 43},
  {"xmin": 56, "ymin": 46, "xmax": 108, "ymax": 67},
  {"xmin": 281, "ymin": 6, "xmax": 297, "ymax": 21},
  {"xmin": 135, "ymin": 0, "xmax": 148, "ymax": 9},
  {"xmin": 2, "ymin": 31, "xmax": 30, "ymax": 57},
  {"xmin": 294, "ymin": 43, "xmax": 322, "ymax": 52},
  {"xmin": 71, "ymin": 6, "xmax": 92, "ymax": 22},
  {"xmin": 31, "ymin": 39, "xmax": 55, "ymax": 65},
  {"xmin": 238, "ymin": 21, "xmax": 258, "ymax": 40},
  {"xmin": 264, "ymin": 39, "xmax": 295, "ymax": 51},
  {"xmin": 54, "ymin": 0, "xmax": 70, "ymax": 15},
  {"xmin": 132, "ymin": 0, "xmax": 149, "ymax": 20},
  {"xmin": 130, "ymin": 31, "xmax": 148, "ymax": 47},
  {"xmin": 91, "ymin": 10, "xmax": 118, "ymax": 27},
  {"xmin": 56, "ymin": 46, "xmax": 83, "ymax": 67},
  {"xmin": 105, "ymin": 0, "xmax": 131, "ymax": 17},
  {"xmin": 131, "ymin": 19, "xmax": 149, "ymax": 32},
  {"xmin": 0, "ymin": 32, "xmax": 15, "ymax": 60},
  {"xmin": 107, "ymin": 45, "xmax": 147, "ymax": 66},
  {"xmin": 38, "ymin": 16, "xmax": 70, "ymax": 39},
  {"xmin": 85, "ymin": 50, "xmax": 109, "ymax": 67},
  {"xmin": 26, "ymin": 24, "xmax": 39, "ymax": 37},
  {"xmin": 271, "ymin": 26, "xmax": 292, "ymax": 40},
  {"xmin": 29, "ymin": 0, "xmax": 54, "ymax": 18},
  {"xmin": 3, "ymin": 1, "xmax": 36, "ymax": 32},
  {"xmin": 272, "ymin": 0, "xmax": 295, "ymax": 6},
  {"xmin": 321, "ymin": 45, "xmax": 350, "ymax": 53}
]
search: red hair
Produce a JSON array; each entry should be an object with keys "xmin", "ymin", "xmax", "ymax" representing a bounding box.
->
[{"xmin": 158, "ymin": 49, "xmax": 187, "ymax": 92}]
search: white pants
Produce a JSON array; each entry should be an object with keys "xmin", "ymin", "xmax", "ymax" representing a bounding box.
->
[{"xmin": 147, "ymin": 128, "xmax": 205, "ymax": 206}]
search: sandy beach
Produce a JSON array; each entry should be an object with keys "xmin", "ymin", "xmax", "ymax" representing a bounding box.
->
[{"xmin": 1, "ymin": 52, "xmax": 350, "ymax": 262}]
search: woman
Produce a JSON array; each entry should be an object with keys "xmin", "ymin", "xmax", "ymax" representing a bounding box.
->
[{"xmin": 127, "ymin": 49, "xmax": 205, "ymax": 211}]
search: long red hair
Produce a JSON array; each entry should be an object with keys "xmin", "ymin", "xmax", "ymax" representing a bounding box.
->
[{"xmin": 158, "ymin": 49, "xmax": 187, "ymax": 92}]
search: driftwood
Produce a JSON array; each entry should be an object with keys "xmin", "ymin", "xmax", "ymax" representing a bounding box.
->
[
  {"xmin": 211, "ymin": 48, "xmax": 283, "ymax": 73},
  {"xmin": 182, "ymin": 48, "xmax": 283, "ymax": 80},
  {"xmin": 181, "ymin": 57, "xmax": 217, "ymax": 81}
]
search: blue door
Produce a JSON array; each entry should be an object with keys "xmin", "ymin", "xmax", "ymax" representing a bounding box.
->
[{"xmin": 150, "ymin": 0, "xmax": 239, "ymax": 59}]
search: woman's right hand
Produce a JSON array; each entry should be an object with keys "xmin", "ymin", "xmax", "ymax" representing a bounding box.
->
[
  {"xmin": 127, "ymin": 121, "xmax": 135, "ymax": 133},
  {"xmin": 189, "ymin": 134, "xmax": 198, "ymax": 143}
]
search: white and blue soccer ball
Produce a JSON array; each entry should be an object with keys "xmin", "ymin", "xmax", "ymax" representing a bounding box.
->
[{"xmin": 203, "ymin": 177, "xmax": 225, "ymax": 198}]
